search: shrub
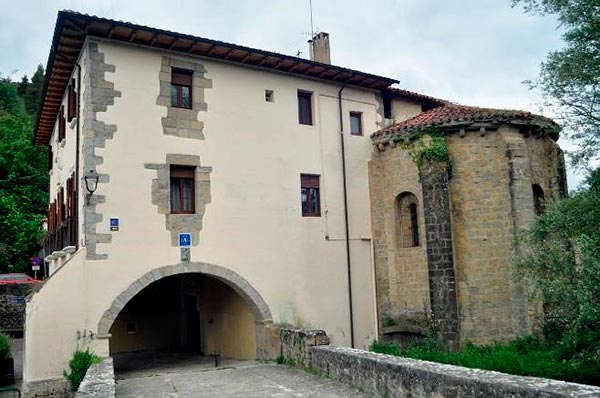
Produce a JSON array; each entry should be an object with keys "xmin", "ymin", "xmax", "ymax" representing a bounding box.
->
[
  {"xmin": 63, "ymin": 349, "xmax": 100, "ymax": 391},
  {"xmin": 0, "ymin": 333, "xmax": 10, "ymax": 359}
]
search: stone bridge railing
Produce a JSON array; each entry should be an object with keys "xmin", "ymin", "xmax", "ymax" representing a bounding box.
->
[
  {"xmin": 310, "ymin": 346, "xmax": 600, "ymax": 398},
  {"xmin": 278, "ymin": 327, "xmax": 600, "ymax": 397},
  {"xmin": 74, "ymin": 357, "xmax": 115, "ymax": 398}
]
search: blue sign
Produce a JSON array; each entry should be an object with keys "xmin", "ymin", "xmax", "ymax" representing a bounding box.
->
[
  {"xmin": 179, "ymin": 233, "xmax": 192, "ymax": 247},
  {"xmin": 110, "ymin": 218, "xmax": 119, "ymax": 231}
]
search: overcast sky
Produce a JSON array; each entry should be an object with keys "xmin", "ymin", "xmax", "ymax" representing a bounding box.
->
[{"xmin": 1, "ymin": 0, "xmax": 585, "ymax": 186}]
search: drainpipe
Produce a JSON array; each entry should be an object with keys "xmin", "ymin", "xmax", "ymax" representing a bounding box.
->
[{"xmin": 338, "ymin": 74, "xmax": 354, "ymax": 348}]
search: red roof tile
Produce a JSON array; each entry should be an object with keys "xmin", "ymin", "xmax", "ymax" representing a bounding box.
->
[
  {"xmin": 371, "ymin": 103, "xmax": 559, "ymax": 143},
  {"xmin": 384, "ymin": 87, "xmax": 448, "ymax": 107}
]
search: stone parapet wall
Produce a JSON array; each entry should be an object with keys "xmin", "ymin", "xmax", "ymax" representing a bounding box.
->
[
  {"xmin": 75, "ymin": 357, "xmax": 115, "ymax": 398},
  {"xmin": 311, "ymin": 346, "xmax": 600, "ymax": 398},
  {"xmin": 279, "ymin": 328, "xmax": 330, "ymax": 368},
  {"xmin": 0, "ymin": 284, "xmax": 41, "ymax": 332}
]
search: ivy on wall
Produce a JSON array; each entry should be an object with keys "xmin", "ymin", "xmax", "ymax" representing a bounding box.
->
[{"xmin": 392, "ymin": 127, "xmax": 453, "ymax": 177}]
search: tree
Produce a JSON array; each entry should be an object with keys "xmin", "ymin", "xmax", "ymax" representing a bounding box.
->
[
  {"xmin": 513, "ymin": 0, "xmax": 600, "ymax": 166},
  {"xmin": 23, "ymin": 64, "xmax": 44, "ymax": 117},
  {"xmin": 0, "ymin": 77, "xmax": 48, "ymax": 273},
  {"xmin": 515, "ymin": 167, "xmax": 600, "ymax": 384}
]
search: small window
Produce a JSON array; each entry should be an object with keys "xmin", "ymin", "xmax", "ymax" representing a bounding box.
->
[
  {"xmin": 58, "ymin": 106, "xmax": 66, "ymax": 142},
  {"xmin": 171, "ymin": 68, "xmax": 193, "ymax": 109},
  {"xmin": 265, "ymin": 89, "xmax": 274, "ymax": 102},
  {"xmin": 298, "ymin": 90, "xmax": 313, "ymax": 125},
  {"xmin": 67, "ymin": 79, "xmax": 77, "ymax": 122},
  {"xmin": 383, "ymin": 95, "xmax": 392, "ymax": 119},
  {"xmin": 350, "ymin": 112, "xmax": 362, "ymax": 135},
  {"xmin": 126, "ymin": 322, "xmax": 137, "ymax": 334},
  {"xmin": 532, "ymin": 184, "xmax": 545, "ymax": 216},
  {"xmin": 396, "ymin": 192, "xmax": 420, "ymax": 248},
  {"xmin": 301, "ymin": 174, "xmax": 320, "ymax": 217},
  {"xmin": 170, "ymin": 166, "xmax": 195, "ymax": 214}
]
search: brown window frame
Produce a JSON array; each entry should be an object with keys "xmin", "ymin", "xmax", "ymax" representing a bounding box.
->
[
  {"xmin": 297, "ymin": 90, "xmax": 313, "ymax": 126},
  {"xmin": 301, "ymin": 174, "xmax": 321, "ymax": 217},
  {"xmin": 170, "ymin": 166, "xmax": 196, "ymax": 214},
  {"xmin": 67, "ymin": 79, "xmax": 77, "ymax": 122},
  {"xmin": 58, "ymin": 106, "xmax": 66, "ymax": 142},
  {"xmin": 350, "ymin": 112, "xmax": 363, "ymax": 135},
  {"xmin": 171, "ymin": 68, "xmax": 193, "ymax": 109}
]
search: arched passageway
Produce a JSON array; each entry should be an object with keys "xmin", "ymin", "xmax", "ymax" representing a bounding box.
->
[{"xmin": 98, "ymin": 263, "xmax": 272, "ymax": 363}]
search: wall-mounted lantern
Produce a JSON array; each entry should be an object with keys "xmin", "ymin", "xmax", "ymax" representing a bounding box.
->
[{"xmin": 84, "ymin": 170, "xmax": 100, "ymax": 205}]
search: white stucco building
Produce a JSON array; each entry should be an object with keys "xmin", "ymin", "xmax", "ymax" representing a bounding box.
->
[{"xmin": 24, "ymin": 10, "xmax": 431, "ymax": 395}]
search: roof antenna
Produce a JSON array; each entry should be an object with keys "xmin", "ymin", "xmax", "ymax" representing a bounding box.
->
[{"xmin": 309, "ymin": 0, "xmax": 315, "ymax": 39}]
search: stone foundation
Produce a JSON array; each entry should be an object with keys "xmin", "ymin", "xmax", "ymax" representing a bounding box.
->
[
  {"xmin": 0, "ymin": 284, "xmax": 41, "ymax": 332},
  {"xmin": 23, "ymin": 378, "xmax": 71, "ymax": 398}
]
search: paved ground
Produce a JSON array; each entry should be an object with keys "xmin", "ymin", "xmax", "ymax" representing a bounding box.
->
[{"xmin": 114, "ymin": 352, "xmax": 372, "ymax": 398}]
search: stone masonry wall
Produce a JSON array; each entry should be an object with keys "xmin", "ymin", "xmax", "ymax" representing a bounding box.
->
[
  {"xmin": 144, "ymin": 154, "xmax": 212, "ymax": 247},
  {"xmin": 81, "ymin": 41, "xmax": 121, "ymax": 261},
  {"xmin": 447, "ymin": 130, "xmax": 523, "ymax": 344},
  {"xmin": 370, "ymin": 126, "xmax": 565, "ymax": 347},
  {"xmin": 0, "ymin": 284, "xmax": 41, "ymax": 332},
  {"xmin": 310, "ymin": 345, "xmax": 600, "ymax": 398},
  {"xmin": 279, "ymin": 328, "xmax": 330, "ymax": 369},
  {"xmin": 368, "ymin": 145, "xmax": 430, "ymax": 334},
  {"xmin": 420, "ymin": 160, "xmax": 459, "ymax": 349}
]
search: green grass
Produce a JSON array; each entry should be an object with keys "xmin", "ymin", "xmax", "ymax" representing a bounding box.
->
[{"xmin": 371, "ymin": 336, "xmax": 600, "ymax": 386}]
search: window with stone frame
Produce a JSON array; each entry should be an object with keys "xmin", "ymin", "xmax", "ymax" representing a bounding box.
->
[
  {"xmin": 396, "ymin": 192, "xmax": 420, "ymax": 248},
  {"xmin": 301, "ymin": 174, "xmax": 320, "ymax": 217},
  {"xmin": 170, "ymin": 68, "xmax": 193, "ymax": 109},
  {"xmin": 170, "ymin": 166, "xmax": 195, "ymax": 214}
]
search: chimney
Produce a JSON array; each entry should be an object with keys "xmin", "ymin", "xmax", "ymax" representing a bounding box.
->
[{"xmin": 308, "ymin": 32, "xmax": 331, "ymax": 64}]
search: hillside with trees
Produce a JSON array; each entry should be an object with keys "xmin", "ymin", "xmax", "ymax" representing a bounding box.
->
[{"xmin": 0, "ymin": 66, "xmax": 48, "ymax": 273}]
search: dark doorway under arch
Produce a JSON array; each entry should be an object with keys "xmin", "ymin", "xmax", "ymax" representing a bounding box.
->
[{"xmin": 109, "ymin": 273, "xmax": 257, "ymax": 359}]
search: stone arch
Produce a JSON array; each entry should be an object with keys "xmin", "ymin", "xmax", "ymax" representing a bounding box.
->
[{"xmin": 97, "ymin": 262, "xmax": 272, "ymax": 335}]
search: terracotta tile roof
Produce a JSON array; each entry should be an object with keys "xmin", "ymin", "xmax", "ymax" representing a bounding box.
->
[
  {"xmin": 384, "ymin": 87, "xmax": 448, "ymax": 107},
  {"xmin": 34, "ymin": 10, "xmax": 399, "ymax": 145},
  {"xmin": 371, "ymin": 103, "xmax": 560, "ymax": 144}
]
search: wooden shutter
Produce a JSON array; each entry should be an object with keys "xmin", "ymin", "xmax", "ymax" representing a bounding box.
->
[
  {"xmin": 172, "ymin": 69, "xmax": 193, "ymax": 85},
  {"xmin": 48, "ymin": 146, "xmax": 53, "ymax": 171},
  {"xmin": 67, "ymin": 79, "xmax": 77, "ymax": 122},
  {"xmin": 58, "ymin": 107, "xmax": 66, "ymax": 141}
]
